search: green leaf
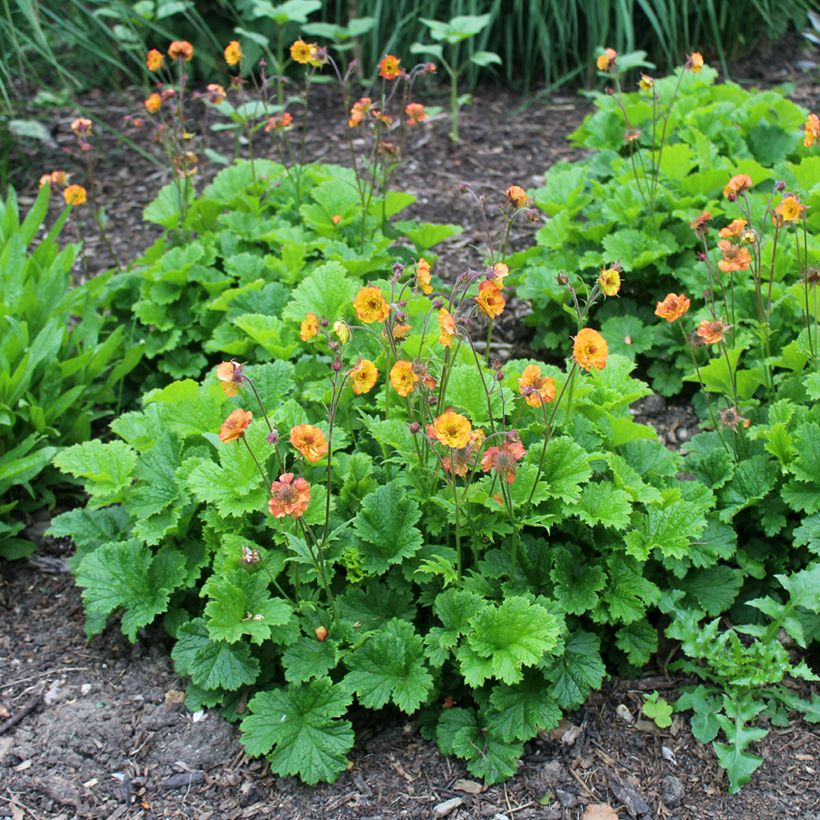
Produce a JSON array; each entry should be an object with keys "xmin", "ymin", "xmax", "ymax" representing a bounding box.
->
[
  {"xmin": 714, "ymin": 696, "xmax": 767, "ymax": 794},
  {"xmin": 459, "ymin": 597, "xmax": 561, "ymax": 686},
  {"xmin": 604, "ymin": 557, "xmax": 661, "ymax": 624},
  {"xmin": 241, "ymin": 678, "xmax": 353, "ymax": 785},
  {"xmin": 792, "ymin": 513, "xmax": 820, "ymax": 555},
  {"xmin": 616, "ymin": 621, "xmax": 658, "ymax": 666},
  {"xmin": 486, "ymin": 674, "xmax": 561, "ymax": 742},
  {"xmin": 790, "ymin": 423, "xmax": 820, "ymax": 484},
  {"xmin": 719, "ymin": 455, "xmax": 778, "ymax": 521},
  {"xmin": 281, "ymin": 261, "xmax": 358, "ymax": 325},
  {"xmin": 470, "ymin": 50, "xmax": 502, "ymax": 67},
  {"xmin": 572, "ymin": 480, "xmax": 632, "ymax": 530},
  {"xmin": 172, "ymin": 618, "xmax": 260, "ymax": 691},
  {"xmin": 540, "ymin": 437, "xmax": 593, "ymax": 502},
  {"xmin": 677, "ymin": 566, "xmax": 742, "ymax": 615},
  {"xmin": 282, "ymin": 635, "xmax": 341, "ymax": 684},
  {"xmin": 354, "ymin": 480, "xmax": 423, "ymax": 574},
  {"xmin": 345, "ymin": 619, "xmax": 433, "ymax": 713},
  {"xmin": 550, "ymin": 545, "xmax": 607, "ymax": 615},
  {"xmin": 544, "ymin": 630, "xmax": 606, "ymax": 709},
  {"xmin": 76, "ymin": 540, "xmax": 187, "ymax": 640},
  {"xmin": 642, "ymin": 691, "xmax": 673, "ymax": 728},
  {"xmin": 53, "ymin": 440, "xmax": 138, "ymax": 508}
]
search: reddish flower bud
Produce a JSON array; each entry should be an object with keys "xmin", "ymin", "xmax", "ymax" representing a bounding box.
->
[{"xmin": 315, "ymin": 625, "xmax": 328, "ymax": 641}]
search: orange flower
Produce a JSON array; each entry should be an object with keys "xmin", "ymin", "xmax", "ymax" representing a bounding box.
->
[
  {"xmin": 333, "ymin": 320, "xmax": 350, "ymax": 344},
  {"xmin": 405, "ymin": 103, "xmax": 426, "ymax": 124},
  {"xmin": 390, "ymin": 360, "xmax": 419, "ymax": 397},
  {"xmin": 719, "ymin": 218, "xmax": 747, "ymax": 238},
  {"xmin": 168, "ymin": 40, "xmax": 194, "ymax": 62},
  {"xmin": 475, "ymin": 280, "xmax": 505, "ymax": 319},
  {"xmin": 655, "ymin": 293, "xmax": 691, "ymax": 323},
  {"xmin": 40, "ymin": 170, "xmax": 69, "ymax": 189},
  {"xmin": 717, "ymin": 240, "xmax": 752, "ymax": 273},
  {"xmin": 774, "ymin": 195, "xmax": 805, "ymax": 224},
  {"xmin": 63, "ymin": 184, "xmax": 87, "ymax": 206},
  {"xmin": 804, "ymin": 113, "xmax": 820, "ymax": 148},
  {"xmin": 146, "ymin": 49, "xmax": 165, "ymax": 71},
  {"xmin": 300, "ymin": 312, "xmax": 320, "ymax": 342},
  {"xmin": 216, "ymin": 360, "xmax": 245, "ymax": 397},
  {"xmin": 598, "ymin": 267, "xmax": 621, "ymax": 297},
  {"xmin": 379, "ymin": 54, "xmax": 401, "ymax": 80},
  {"xmin": 206, "ymin": 83, "xmax": 227, "ymax": 104},
  {"xmin": 723, "ymin": 174, "xmax": 752, "ymax": 201},
  {"xmin": 264, "ymin": 112, "xmax": 293, "ymax": 132},
  {"xmin": 687, "ymin": 52, "xmax": 704, "ymax": 72},
  {"xmin": 349, "ymin": 359, "xmax": 378, "ymax": 395},
  {"xmin": 518, "ymin": 365, "xmax": 556, "ymax": 408},
  {"xmin": 438, "ymin": 308, "xmax": 456, "ymax": 347},
  {"xmin": 290, "ymin": 425, "xmax": 328, "ymax": 462},
  {"xmin": 433, "ymin": 409, "xmax": 472, "ymax": 449},
  {"xmin": 70, "ymin": 117, "xmax": 92, "ymax": 137},
  {"xmin": 348, "ymin": 97, "xmax": 372, "ymax": 128},
  {"xmin": 144, "ymin": 93, "xmax": 162, "ymax": 113},
  {"xmin": 481, "ymin": 435, "xmax": 526, "ymax": 484},
  {"xmin": 442, "ymin": 429, "xmax": 485, "ymax": 477},
  {"xmin": 290, "ymin": 39, "xmax": 315, "ymax": 64},
  {"xmin": 596, "ymin": 48, "xmax": 617, "ymax": 71},
  {"xmin": 573, "ymin": 328, "xmax": 608, "ymax": 371},
  {"xmin": 224, "ymin": 40, "xmax": 242, "ymax": 66},
  {"xmin": 639, "ymin": 74, "xmax": 654, "ymax": 91},
  {"xmin": 696, "ymin": 320, "xmax": 729, "ymax": 345},
  {"xmin": 354, "ymin": 286, "xmax": 390, "ymax": 323},
  {"xmin": 689, "ymin": 211, "xmax": 711, "ymax": 234},
  {"xmin": 392, "ymin": 323, "xmax": 412, "ymax": 339},
  {"xmin": 416, "ymin": 258, "xmax": 432, "ymax": 294},
  {"xmin": 268, "ymin": 473, "xmax": 311, "ymax": 519},
  {"xmin": 219, "ymin": 408, "xmax": 253, "ymax": 443},
  {"xmin": 491, "ymin": 262, "xmax": 510, "ymax": 287},
  {"xmin": 505, "ymin": 185, "xmax": 528, "ymax": 208}
]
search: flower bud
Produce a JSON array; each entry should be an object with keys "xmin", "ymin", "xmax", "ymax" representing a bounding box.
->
[
  {"xmin": 315, "ymin": 625, "xmax": 328, "ymax": 641},
  {"xmin": 408, "ymin": 422, "xmax": 420, "ymax": 434},
  {"xmin": 331, "ymin": 357, "xmax": 343, "ymax": 372},
  {"xmin": 266, "ymin": 429, "xmax": 279, "ymax": 445},
  {"xmin": 775, "ymin": 180, "xmax": 786, "ymax": 191},
  {"xmin": 697, "ymin": 251, "xmax": 708, "ymax": 261},
  {"xmin": 392, "ymin": 261, "xmax": 405, "ymax": 279},
  {"xmin": 320, "ymin": 316, "xmax": 329, "ymax": 327},
  {"xmin": 557, "ymin": 273, "xmax": 570, "ymax": 286},
  {"xmin": 432, "ymin": 298, "xmax": 444, "ymax": 309}
]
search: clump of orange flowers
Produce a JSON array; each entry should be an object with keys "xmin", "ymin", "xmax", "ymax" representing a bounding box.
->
[
  {"xmin": 168, "ymin": 40, "xmax": 194, "ymax": 62},
  {"xmin": 219, "ymin": 408, "xmax": 253, "ymax": 443},
  {"xmin": 146, "ymin": 49, "xmax": 165, "ymax": 71},
  {"xmin": 774, "ymin": 195, "xmax": 806, "ymax": 224},
  {"xmin": 405, "ymin": 103, "xmax": 426, "ymax": 125},
  {"xmin": 300, "ymin": 312, "xmax": 320, "ymax": 342},
  {"xmin": 518, "ymin": 365, "xmax": 556, "ymax": 408},
  {"xmin": 596, "ymin": 48, "xmax": 617, "ymax": 72},
  {"xmin": 655, "ymin": 293, "xmax": 690, "ymax": 323},
  {"xmin": 144, "ymin": 93, "xmax": 162, "ymax": 114},
  {"xmin": 505, "ymin": 185, "xmax": 528, "ymax": 208},
  {"xmin": 717, "ymin": 240, "xmax": 752, "ymax": 273},
  {"xmin": 63, "ymin": 184, "xmax": 87, "ymax": 206},
  {"xmin": 475, "ymin": 280, "xmax": 505, "ymax": 319},
  {"xmin": 572, "ymin": 328, "xmax": 608, "ymax": 371},
  {"xmin": 481, "ymin": 433, "xmax": 526, "ymax": 484},
  {"xmin": 216, "ymin": 360, "xmax": 245, "ymax": 396},
  {"xmin": 431, "ymin": 409, "xmax": 472, "ymax": 449},
  {"xmin": 354, "ymin": 286, "xmax": 390, "ymax": 323},
  {"xmin": 349, "ymin": 359, "xmax": 378, "ymax": 395},
  {"xmin": 268, "ymin": 473, "xmax": 311, "ymax": 519},
  {"xmin": 696, "ymin": 319, "xmax": 729, "ymax": 345},
  {"xmin": 390, "ymin": 360, "xmax": 419, "ymax": 397},
  {"xmin": 718, "ymin": 218, "xmax": 747, "ymax": 238},
  {"xmin": 290, "ymin": 425, "xmax": 328, "ymax": 462},
  {"xmin": 348, "ymin": 97, "xmax": 372, "ymax": 128},
  {"xmin": 723, "ymin": 174, "xmax": 752, "ymax": 201},
  {"xmin": 805, "ymin": 113, "xmax": 819, "ymax": 148}
]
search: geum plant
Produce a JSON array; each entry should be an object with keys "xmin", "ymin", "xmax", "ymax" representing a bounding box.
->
[
  {"xmin": 51, "ymin": 186, "xmax": 726, "ymax": 785},
  {"xmin": 649, "ymin": 175, "xmax": 819, "ymax": 792}
]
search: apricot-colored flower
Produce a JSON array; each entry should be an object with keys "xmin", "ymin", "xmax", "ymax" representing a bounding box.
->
[
  {"xmin": 268, "ymin": 473, "xmax": 311, "ymax": 519},
  {"xmin": 774, "ymin": 195, "xmax": 805, "ymax": 224},
  {"xmin": 348, "ymin": 97, "xmax": 372, "ymax": 128},
  {"xmin": 719, "ymin": 218, "xmax": 747, "ymax": 238},
  {"xmin": 206, "ymin": 83, "xmax": 226, "ymax": 104},
  {"xmin": 689, "ymin": 211, "xmax": 711, "ymax": 234},
  {"xmin": 390, "ymin": 360, "xmax": 419, "ymax": 397},
  {"xmin": 224, "ymin": 40, "xmax": 242, "ymax": 66},
  {"xmin": 573, "ymin": 328, "xmax": 608, "ymax": 371},
  {"xmin": 333, "ymin": 320, "xmax": 350, "ymax": 344},
  {"xmin": 144, "ymin": 93, "xmax": 162, "ymax": 113},
  {"xmin": 723, "ymin": 174, "xmax": 752, "ymax": 201},
  {"xmin": 442, "ymin": 429, "xmax": 485, "ymax": 477},
  {"xmin": 717, "ymin": 240, "xmax": 752, "ymax": 273},
  {"xmin": 518, "ymin": 365, "xmax": 556, "ymax": 408},
  {"xmin": 405, "ymin": 103, "xmax": 426, "ymax": 124},
  {"xmin": 481, "ymin": 435, "xmax": 526, "ymax": 484},
  {"xmin": 433, "ymin": 409, "xmax": 472, "ymax": 449},
  {"xmin": 354, "ymin": 286, "xmax": 390, "ymax": 323},
  {"xmin": 349, "ymin": 358, "xmax": 378, "ymax": 395},
  {"xmin": 392, "ymin": 323, "xmax": 412, "ymax": 339},
  {"xmin": 40, "ymin": 170, "xmax": 69, "ymax": 189},
  {"xmin": 63, "ymin": 184, "xmax": 87, "ymax": 206},
  {"xmin": 290, "ymin": 425, "xmax": 328, "ymax": 462},
  {"xmin": 70, "ymin": 117, "xmax": 92, "ymax": 137},
  {"xmin": 687, "ymin": 52, "xmax": 704, "ymax": 72},
  {"xmin": 438, "ymin": 308, "xmax": 456, "ymax": 347},
  {"xmin": 598, "ymin": 267, "xmax": 621, "ymax": 296},
  {"xmin": 596, "ymin": 48, "xmax": 617, "ymax": 71},
  {"xmin": 505, "ymin": 185, "xmax": 528, "ymax": 208},
  {"xmin": 655, "ymin": 293, "xmax": 691, "ymax": 323},
  {"xmin": 290, "ymin": 39, "xmax": 314, "ymax": 64},
  {"xmin": 264, "ymin": 112, "xmax": 293, "ymax": 132},
  {"xmin": 416, "ymin": 258, "xmax": 432, "ymax": 294},
  {"xmin": 379, "ymin": 54, "xmax": 401, "ymax": 80},
  {"xmin": 491, "ymin": 262, "xmax": 510, "ymax": 287},
  {"xmin": 805, "ymin": 113, "xmax": 820, "ymax": 148},
  {"xmin": 696, "ymin": 319, "xmax": 729, "ymax": 345},
  {"xmin": 300, "ymin": 312, "xmax": 320, "ymax": 342},
  {"xmin": 219, "ymin": 408, "xmax": 253, "ymax": 443},
  {"xmin": 216, "ymin": 360, "xmax": 245, "ymax": 397},
  {"xmin": 168, "ymin": 40, "xmax": 194, "ymax": 62},
  {"xmin": 639, "ymin": 73, "xmax": 654, "ymax": 91},
  {"xmin": 146, "ymin": 49, "xmax": 165, "ymax": 71},
  {"xmin": 475, "ymin": 280, "xmax": 505, "ymax": 319}
]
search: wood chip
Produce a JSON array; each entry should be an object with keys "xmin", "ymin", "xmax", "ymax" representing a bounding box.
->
[
  {"xmin": 583, "ymin": 805, "xmax": 620, "ymax": 820},
  {"xmin": 453, "ymin": 778, "xmax": 484, "ymax": 794},
  {"xmin": 433, "ymin": 796, "xmax": 464, "ymax": 817}
]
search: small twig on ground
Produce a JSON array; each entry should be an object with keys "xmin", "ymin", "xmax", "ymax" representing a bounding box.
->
[{"xmin": 0, "ymin": 690, "xmax": 44, "ymax": 735}]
